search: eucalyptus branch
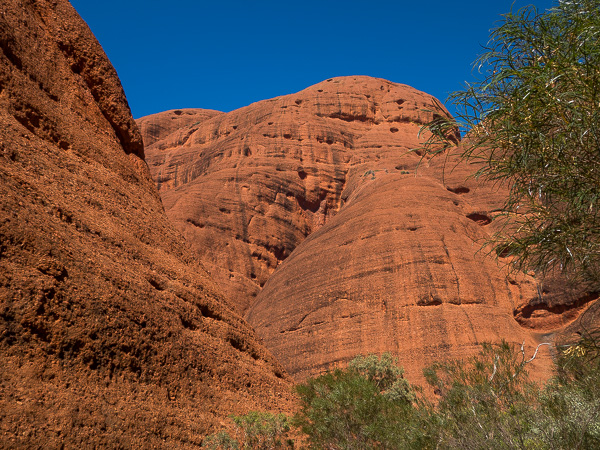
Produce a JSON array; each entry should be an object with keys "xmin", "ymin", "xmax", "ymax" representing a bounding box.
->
[{"xmin": 418, "ymin": 0, "xmax": 600, "ymax": 288}]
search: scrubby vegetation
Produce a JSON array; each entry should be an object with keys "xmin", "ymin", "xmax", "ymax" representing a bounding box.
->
[
  {"xmin": 292, "ymin": 353, "xmax": 429, "ymax": 449},
  {"xmin": 201, "ymin": 411, "xmax": 293, "ymax": 449},
  {"xmin": 203, "ymin": 335, "xmax": 600, "ymax": 449}
]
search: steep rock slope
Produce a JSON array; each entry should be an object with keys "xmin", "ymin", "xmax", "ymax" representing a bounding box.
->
[
  {"xmin": 143, "ymin": 77, "xmax": 451, "ymax": 313},
  {"xmin": 142, "ymin": 76, "xmax": 596, "ymax": 383},
  {"xmin": 0, "ymin": 1, "xmax": 293, "ymax": 447},
  {"xmin": 246, "ymin": 161, "xmax": 547, "ymax": 381}
]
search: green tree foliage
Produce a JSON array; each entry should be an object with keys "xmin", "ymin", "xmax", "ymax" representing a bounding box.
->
[
  {"xmin": 420, "ymin": 0, "xmax": 600, "ymax": 287},
  {"xmin": 201, "ymin": 411, "xmax": 292, "ymax": 450},
  {"xmin": 422, "ymin": 340, "xmax": 600, "ymax": 449},
  {"xmin": 293, "ymin": 353, "xmax": 434, "ymax": 449}
]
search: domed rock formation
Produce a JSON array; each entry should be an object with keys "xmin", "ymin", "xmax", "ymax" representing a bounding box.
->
[
  {"xmin": 137, "ymin": 108, "xmax": 223, "ymax": 148},
  {"xmin": 245, "ymin": 159, "xmax": 546, "ymax": 382},
  {"xmin": 142, "ymin": 76, "xmax": 455, "ymax": 313},
  {"xmin": 0, "ymin": 1, "xmax": 293, "ymax": 447},
  {"xmin": 142, "ymin": 76, "xmax": 596, "ymax": 384}
]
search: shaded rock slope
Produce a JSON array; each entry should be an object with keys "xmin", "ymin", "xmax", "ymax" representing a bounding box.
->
[
  {"xmin": 0, "ymin": 0, "xmax": 293, "ymax": 447},
  {"xmin": 142, "ymin": 76, "xmax": 597, "ymax": 383}
]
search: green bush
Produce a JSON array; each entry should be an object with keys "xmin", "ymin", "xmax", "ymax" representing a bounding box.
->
[
  {"xmin": 206, "ymin": 341, "xmax": 599, "ymax": 449},
  {"xmin": 294, "ymin": 353, "xmax": 434, "ymax": 449},
  {"xmin": 422, "ymin": 338, "xmax": 600, "ymax": 449},
  {"xmin": 202, "ymin": 430, "xmax": 239, "ymax": 450},
  {"xmin": 348, "ymin": 353, "xmax": 415, "ymax": 404},
  {"xmin": 202, "ymin": 411, "xmax": 292, "ymax": 449},
  {"xmin": 535, "ymin": 331, "xmax": 600, "ymax": 449},
  {"xmin": 424, "ymin": 342, "xmax": 542, "ymax": 449},
  {"xmin": 231, "ymin": 411, "xmax": 292, "ymax": 449}
]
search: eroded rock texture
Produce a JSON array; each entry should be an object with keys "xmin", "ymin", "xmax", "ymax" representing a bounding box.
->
[
  {"xmin": 143, "ymin": 76, "xmax": 597, "ymax": 383},
  {"xmin": 143, "ymin": 77, "xmax": 452, "ymax": 313},
  {"xmin": 137, "ymin": 108, "xmax": 223, "ymax": 148},
  {"xmin": 0, "ymin": 1, "xmax": 293, "ymax": 446}
]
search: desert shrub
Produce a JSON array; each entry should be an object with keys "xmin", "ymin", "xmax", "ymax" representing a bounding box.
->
[
  {"xmin": 424, "ymin": 342, "xmax": 543, "ymax": 449},
  {"xmin": 535, "ymin": 329, "xmax": 600, "ymax": 449},
  {"xmin": 231, "ymin": 411, "xmax": 293, "ymax": 449},
  {"xmin": 216, "ymin": 344, "xmax": 599, "ymax": 449},
  {"xmin": 202, "ymin": 430, "xmax": 239, "ymax": 450},
  {"xmin": 422, "ymin": 338, "xmax": 600, "ymax": 449},
  {"xmin": 202, "ymin": 411, "xmax": 292, "ymax": 449},
  {"xmin": 294, "ymin": 353, "xmax": 434, "ymax": 449},
  {"xmin": 348, "ymin": 353, "xmax": 415, "ymax": 404}
]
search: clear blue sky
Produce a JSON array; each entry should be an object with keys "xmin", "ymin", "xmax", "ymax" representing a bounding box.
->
[{"xmin": 69, "ymin": 0, "xmax": 555, "ymax": 119}]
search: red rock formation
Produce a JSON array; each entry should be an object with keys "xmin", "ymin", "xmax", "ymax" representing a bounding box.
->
[
  {"xmin": 137, "ymin": 108, "xmax": 223, "ymax": 147},
  {"xmin": 245, "ymin": 160, "xmax": 549, "ymax": 382},
  {"xmin": 0, "ymin": 1, "xmax": 293, "ymax": 446},
  {"xmin": 143, "ymin": 76, "xmax": 595, "ymax": 384},
  {"xmin": 142, "ymin": 77, "xmax": 452, "ymax": 313}
]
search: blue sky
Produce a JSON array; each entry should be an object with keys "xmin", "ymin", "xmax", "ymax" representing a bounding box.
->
[{"xmin": 69, "ymin": 0, "xmax": 555, "ymax": 119}]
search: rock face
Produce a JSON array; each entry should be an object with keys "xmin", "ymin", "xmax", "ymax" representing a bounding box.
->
[
  {"xmin": 245, "ymin": 162, "xmax": 543, "ymax": 382},
  {"xmin": 143, "ymin": 76, "xmax": 597, "ymax": 383},
  {"xmin": 137, "ymin": 108, "xmax": 223, "ymax": 148},
  {"xmin": 143, "ymin": 77, "xmax": 455, "ymax": 314},
  {"xmin": 0, "ymin": 1, "xmax": 293, "ymax": 447}
]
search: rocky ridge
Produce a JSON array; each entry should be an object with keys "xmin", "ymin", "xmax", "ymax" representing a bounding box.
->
[{"xmin": 0, "ymin": 1, "xmax": 293, "ymax": 446}]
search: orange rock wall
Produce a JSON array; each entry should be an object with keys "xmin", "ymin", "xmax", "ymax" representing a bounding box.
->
[
  {"xmin": 144, "ymin": 77, "xmax": 453, "ymax": 313},
  {"xmin": 0, "ymin": 1, "xmax": 293, "ymax": 446},
  {"xmin": 142, "ymin": 76, "xmax": 578, "ymax": 384}
]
